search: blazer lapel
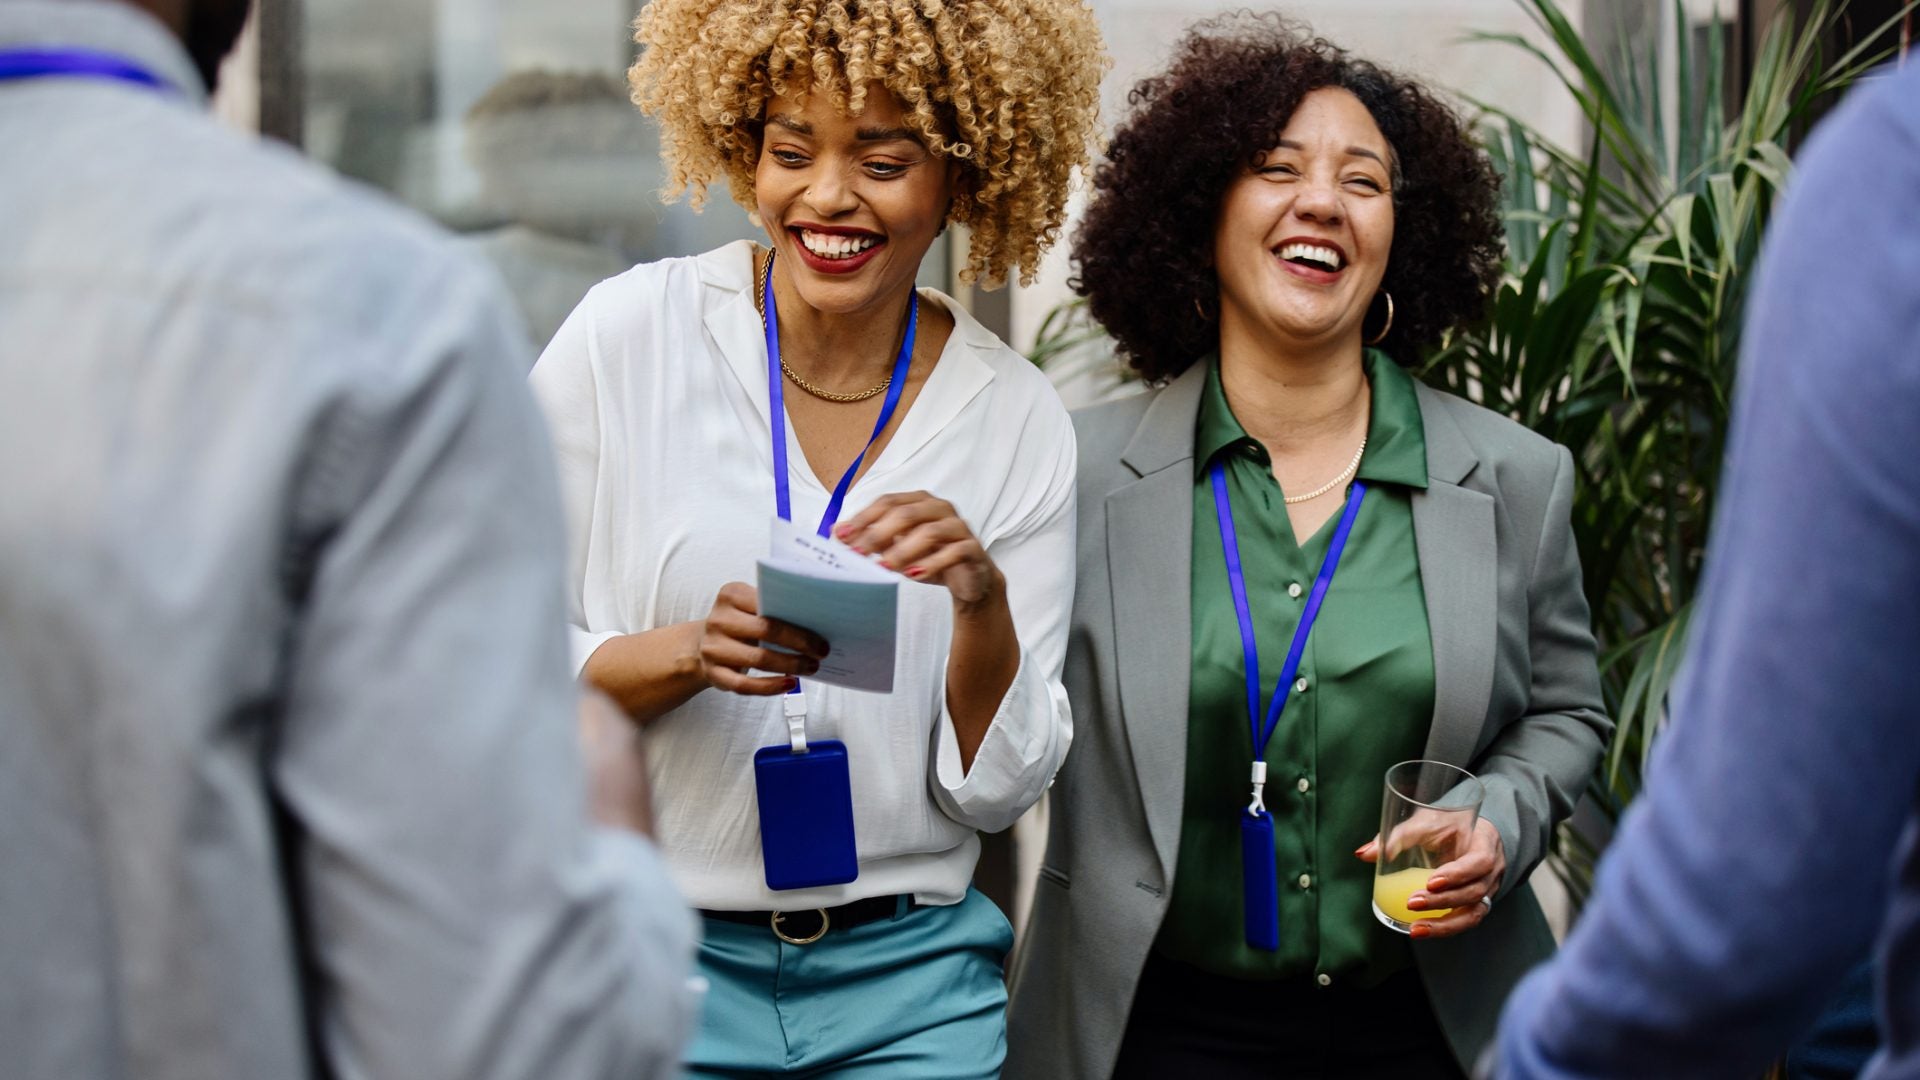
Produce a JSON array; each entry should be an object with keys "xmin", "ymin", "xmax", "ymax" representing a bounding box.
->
[
  {"xmin": 1412, "ymin": 384, "xmax": 1499, "ymax": 768},
  {"xmin": 1108, "ymin": 364, "xmax": 1207, "ymax": 883}
]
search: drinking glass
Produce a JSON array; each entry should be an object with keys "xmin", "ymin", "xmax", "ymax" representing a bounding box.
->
[{"xmin": 1371, "ymin": 759, "xmax": 1483, "ymax": 934}]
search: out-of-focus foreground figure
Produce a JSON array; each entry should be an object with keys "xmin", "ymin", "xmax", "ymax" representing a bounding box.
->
[
  {"xmin": 0, "ymin": 1, "xmax": 697, "ymax": 1077},
  {"xmin": 1495, "ymin": 58, "xmax": 1920, "ymax": 1080}
]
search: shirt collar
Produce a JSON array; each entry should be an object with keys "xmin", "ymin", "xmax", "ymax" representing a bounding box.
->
[
  {"xmin": 1193, "ymin": 348, "xmax": 1429, "ymax": 491},
  {"xmin": 1358, "ymin": 350, "xmax": 1429, "ymax": 490},
  {"xmin": 0, "ymin": 0, "xmax": 208, "ymax": 106},
  {"xmin": 1193, "ymin": 351, "xmax": 1245, "ymax": 478}
]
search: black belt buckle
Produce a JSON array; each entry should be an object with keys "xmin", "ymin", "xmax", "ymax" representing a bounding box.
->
[{"xmin": 771, "ymin": 907, "xmax": 830, "ymax": 945}]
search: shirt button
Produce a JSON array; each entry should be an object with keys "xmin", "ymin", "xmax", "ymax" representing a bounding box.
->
[
  {"xmin": 1287, "ymin": 582, "xmax": 1303, "ymax": 599},
  {"xmin": 1297, "ymin": 777, "xmax": 1311, "ymax": 793},
  {"xmin": 1298, "ymin": 873, "xmax": 1312, "ymax": 889},
  {"xmin": 1294, "ymin": 677, "xmax": 1309, "ymax": 693},
  {"xmin": 1317, "ymin": 973, "xmax": 1333, "ymax": 987}
]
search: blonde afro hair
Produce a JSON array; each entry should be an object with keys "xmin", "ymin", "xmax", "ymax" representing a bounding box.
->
[{"xmin": 629, "ymin": 0, "xmax": 1106, "ymax": 287}]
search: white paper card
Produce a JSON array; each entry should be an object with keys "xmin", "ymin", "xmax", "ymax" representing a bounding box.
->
[{"xmin": 755, "ymin": 517, "xmax": 899, "ymax": 693}]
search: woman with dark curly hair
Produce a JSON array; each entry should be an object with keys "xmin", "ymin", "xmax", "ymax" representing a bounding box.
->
[
  {"xmin": 528, "ymin": 0, "xmax": 1104, "ymax": 1074},
  {"xmin": 1005, "ymin": 15, "xmax": 1610, "ymax": 1079}
]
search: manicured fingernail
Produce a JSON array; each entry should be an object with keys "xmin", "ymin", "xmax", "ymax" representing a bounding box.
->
[
  {"xmin": 834, "ymin": 524, "xmax": 853, "ymax": 537},
  {"xmin": 1353, "ymin": 845, "xmax": 1368, "ymax": 856},
  {"xmin": 1407, "ymin": 895, "xmax": 1426, "ymax": 910},
  {"xmin": 1427, "ymin": 876, "xmax": 1449, "ymax": 890},
  {"xmin": 784, "ymin": 678, "xmax": 799, "ymax": 691},
  {"xmin": 905, "ymin": 566, "xmax": 926, "ymax": 579},
  {"xmin": 1410, "ymin": 924, "xmax": 1430, "ymax": 939}
]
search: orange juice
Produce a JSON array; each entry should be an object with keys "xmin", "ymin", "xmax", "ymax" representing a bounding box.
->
[{"xmin": 1373, "ymin": 867, "xmax": 1450, "ymax": 923}]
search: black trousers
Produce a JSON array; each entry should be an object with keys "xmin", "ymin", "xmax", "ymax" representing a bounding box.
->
[{"xmin": 1111, "ymin": 951, "xmax": 1467, "ymax": 1080}]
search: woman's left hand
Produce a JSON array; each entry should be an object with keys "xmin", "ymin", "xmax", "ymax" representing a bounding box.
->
[
  {"xmin": 1355, "ymin": 819, "xmax": 1507, "ymax": 940},
  {"xmin": 835, "ymin": 491, "xmax": 1003, "ymax": 608}
]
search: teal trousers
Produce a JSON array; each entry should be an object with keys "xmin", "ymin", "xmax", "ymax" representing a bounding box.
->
[{"xmin": 686, "ymin": 888, "xmax": 1012, "ymax": 1078}]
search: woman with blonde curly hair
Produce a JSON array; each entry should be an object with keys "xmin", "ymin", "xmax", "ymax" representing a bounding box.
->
[{"xmin": 527, "ymin": 0, "xmax": 1104, "ymax": 1074}]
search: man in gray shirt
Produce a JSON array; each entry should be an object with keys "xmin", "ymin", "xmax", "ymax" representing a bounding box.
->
[{"xmin": 0, "ymin": 1, "xmax": 697, "ymax": 1077}]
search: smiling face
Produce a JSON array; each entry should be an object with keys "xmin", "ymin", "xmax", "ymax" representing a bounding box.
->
[
  {"xmin": 754, "ymin": 85, "xmax": 958, "ymax": 317},
  {"xmin": 1211, "ymin": 87, "xmax": 1396, "ymax": 355}
]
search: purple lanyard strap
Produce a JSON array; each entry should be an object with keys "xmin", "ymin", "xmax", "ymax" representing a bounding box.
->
[
  {"xmin": 1210, "ymin": 462, "xmax": 1367, "ymax": 786},
  {"xmin": 0, "ymin": 48, "xmax": 169, "ymax": 91},
  {"xmin": 762, "ymin": 254, "xmax": 918, "ymax": 537}
]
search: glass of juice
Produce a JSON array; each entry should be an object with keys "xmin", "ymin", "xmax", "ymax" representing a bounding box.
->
[{"xmin": 1371, "ymin": 759, "xmax": 1483, "ymax": 934}]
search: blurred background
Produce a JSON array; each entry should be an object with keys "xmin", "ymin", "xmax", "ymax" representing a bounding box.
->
[
  {"xmin": 204, "ymin": 0, "xmax": 1896, "ymax": 377},
  {"xmin": 205, "ymin": 0, "xmax": 1763, "ymax": 359}
]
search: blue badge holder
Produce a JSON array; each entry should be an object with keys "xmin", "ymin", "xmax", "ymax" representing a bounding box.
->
[
  {"xmin": 1241, "ymin": 809, "xmax": 1280, "ymax": 951},
  {"xmin": 753, "ymin": 740, "xmax": 859, "ymax": 891}
]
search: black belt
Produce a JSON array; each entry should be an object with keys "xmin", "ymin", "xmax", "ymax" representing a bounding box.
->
[{"xmin": 700, "ymin": 894, "xmax": 913, "ymax": 944}]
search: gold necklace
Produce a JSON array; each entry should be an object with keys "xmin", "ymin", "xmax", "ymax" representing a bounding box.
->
[
  {"xmin": 754, "ymin": 250, "xmax": 894, "ymax": 404},
  {"xmin": 1283, "ymin": 437, "xmax": 1367, "ymax": 505}
]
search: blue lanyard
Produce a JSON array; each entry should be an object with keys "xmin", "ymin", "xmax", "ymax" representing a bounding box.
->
[
  {"xmin": 762, "ymin": 253, "xmax": 918, "ymax": 536},
  {"xmin": 1211, "ymin": 462, "xmax": 1367, "ymax": 811},
  {"xmin": 0, "ymin": 48, "xmax": 170, "ymax": 91}
]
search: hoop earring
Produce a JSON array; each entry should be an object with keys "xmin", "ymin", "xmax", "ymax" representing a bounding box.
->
[{"xmin": 1364, "ymin": 291, "xmax": 1394, "ymax": 346}]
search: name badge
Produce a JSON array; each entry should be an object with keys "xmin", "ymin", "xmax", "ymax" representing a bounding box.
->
[
  {"xmin": 753, "ymin": 740, "xmax": 859, "ymax": 891},
  {"xmin": 1240, "ymin": 809, "xmax": 1280, "ymax": 951}
]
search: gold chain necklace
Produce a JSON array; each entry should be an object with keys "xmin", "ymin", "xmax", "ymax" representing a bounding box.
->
[
  {"xmin": 1282, "ymin": 436, "xmax": 1367, "ymax": 505},
  {"xmin": 754, "ymin": 250, "xmax": 893, "ymax": 404}
]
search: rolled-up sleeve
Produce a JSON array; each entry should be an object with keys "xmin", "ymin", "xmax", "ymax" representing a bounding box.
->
[
  {"xmin": 930, "ymin": 405, "xmax": 1078, "ymax": 834},
  {"xmin": 275, "ymin": 259, "xmax": 696, "ymax": 1080}
]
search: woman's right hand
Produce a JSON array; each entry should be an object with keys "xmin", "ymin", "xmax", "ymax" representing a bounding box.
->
[{"xmin": 693, "ymin": 582, "xmax": 830, "ymax": 695}]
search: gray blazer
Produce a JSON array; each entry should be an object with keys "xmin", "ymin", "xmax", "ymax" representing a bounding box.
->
[{"xmin": 1005, "ymin": 362, "xmax": 1611, "ymax": 1077}]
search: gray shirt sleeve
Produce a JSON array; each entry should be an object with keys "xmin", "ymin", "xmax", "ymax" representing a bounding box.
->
[{"xmin": 271, "ymin": 256, "xmax": 697, "ymax": 1080}]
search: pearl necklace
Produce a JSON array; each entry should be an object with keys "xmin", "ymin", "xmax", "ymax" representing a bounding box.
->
[
  {"xmin": 754, "ymin": 250, "xmax": 893, "ymax": 404},
  {"xmin": 1283, "ymin": 437, "xmax": 1367, "ymax": 504}
]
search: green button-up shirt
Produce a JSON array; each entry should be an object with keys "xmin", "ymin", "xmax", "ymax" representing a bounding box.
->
[{"xmin": 1157, "ymin": 350, "xmax": 1436, "ymax": 986}]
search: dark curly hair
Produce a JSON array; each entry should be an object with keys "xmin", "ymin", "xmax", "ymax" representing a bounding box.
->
[{"xmin": 1073, "ymin": 13, "xmax": 1505, "ymax": 381}]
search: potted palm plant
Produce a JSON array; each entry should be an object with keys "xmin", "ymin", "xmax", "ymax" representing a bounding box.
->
[{"xmin": 1432, "ymin": 0, "xmax": 1913, "ymax": 901}]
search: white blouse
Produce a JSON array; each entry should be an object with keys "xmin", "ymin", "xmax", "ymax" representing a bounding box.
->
[{"xmin": 529, "ymin": 241, "xmax": 1076, "ymax": 910}]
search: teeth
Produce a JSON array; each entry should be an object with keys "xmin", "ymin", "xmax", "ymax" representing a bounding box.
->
[
  {"xmin": 1279, "ymin": 242, "xmax": 1343, "ymax": 271},
  {"xmin": 799, "ymin": 229, "xmax": 880, "ymax": 259}
]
